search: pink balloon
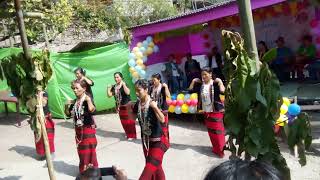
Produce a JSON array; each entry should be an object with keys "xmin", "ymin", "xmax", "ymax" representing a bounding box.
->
[
  {"xmin": 186, "ymin": 99, "xmax": 192, "ymax": 106},
  {"xmin": 176, "ymin": 100, "xmax": 184, "ymax": 106},
  {"xmin": 191, "ymin": 99, "xmax": 198, "ymax": 106},
  {"xmin": 310, "ymin": 19, "xmax": 318, "ymax": 28},
  {"xmin": 166, "ymin": 99, "xmax": 172, "ymax": 106},
  {"xmin": 316, "ymin": 36, "xmax": 320, "ymax": 44},
  {"xmin": 171, "ymin": 100, "xmax": 177, "ymax": 106}
]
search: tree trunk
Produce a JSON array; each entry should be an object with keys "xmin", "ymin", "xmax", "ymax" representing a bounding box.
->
[
  {"xmin": 237, "ymin": 0, "xmax": 260, "ymax": 71},
  {"xmin": 36, "ymin": 90, "xmax": 56, "ymax": 180}
]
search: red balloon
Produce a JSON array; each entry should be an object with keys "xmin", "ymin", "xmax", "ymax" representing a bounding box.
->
[
  {"xmin": 171, "ymin": 100, "xmax": 177, "ymax": 106},
  {"xmin": 297, "ymin": 2, "xmax": 305, "ymax": 11},
  {"xmin": 310, "ymin": 19, "xmax": 318, "ymax": 28},
  {"xmin": 186, "ymin": 99, "xmax": 192, "ymax": 106},
  {"xmin": 176, "ymin": 100, "xmax": 184, "ymax": 106},
  {"xmin": 166, "ymin": 99, "xmax": 172, "ymax": 106},
  {"xmin": 191, "ymin": 99, "xmax": 198, "ymax": 106},
  {"xmin": 203, "ymin": 34, "xmax": 209, "ymax": 40}
]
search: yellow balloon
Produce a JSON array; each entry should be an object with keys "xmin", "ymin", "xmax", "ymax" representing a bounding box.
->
[
  {"xmin": 219, "ymin": 94, "xmax": 225, "ymax": 102},
  {"xmin": 132, "ymin": 71, "xmax": 139, "ymax": 79},
  {"xmin": 276, "ymin": 115, "xmax": 288, "ymax": 127},
  {"xmin": 129, "ymin": 67, "xmax": 135, "ymax": 73},
  {"xmin": 137, "ymin": 42, "xmax": 142, "ymax": 48},
  {"xmin": 282, "ymin": 97, "xmax": 290, "ymax": 106},
  {"xmin": 190, "ymin": 93, "xmax": 198, "ymax": 100},
  {"xmin": 140, "ymin": 64, "xmax": 146, "ymax": 70},
  {"xmin": 147, "ymin": 47, "xmax": 153, "ymax": 55},
  {"xmin": 132, "ymin": 47, "xmax": 139, "ymax": 52},
  {"xmin": 182, "ymin": 104, "xmax": 189, "ymax": 113},
  {"xmin": 177, "ymin": 94, "xmax": 184, "ymax": 100},
  {"xmin": 135, "ymin": 51, "xmax": 143, "ymax": 59},
  {"xmin": 168, "ymin": 105, "xmax": 175, "ymax": 113},
  {"xmin": 136, "ymin": 59, "xmax": 144, "ymax": 65},
  {"xmin": 149, "ymin": 42, "xmax": 155, "ymax": 48},
  {"xmin": 280, "ymin": 104, "xmax": 288, "ymax": 115}
]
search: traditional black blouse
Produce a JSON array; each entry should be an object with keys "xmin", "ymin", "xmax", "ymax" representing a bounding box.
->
[
  {"xmin": 111, "ymin": 85, "xmax": 131, "ymax": 106},
  {"xmin": 69, "ymin": 101, "xmax": 95, "ymax": 126}
]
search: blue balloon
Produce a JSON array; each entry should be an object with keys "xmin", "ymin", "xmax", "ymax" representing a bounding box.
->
[
  {"xmin": 146, "ymin": 36, "xmax": 153, "ymax": 43},
  {"xmin": 128, "ymin": 59, "xmax": 136, "ymax": 67},
  {"xmin": 140, "ymin": 47, "xmax": 146, "ymax": 53},
  {"xmin": 135, "ymin": 65, "xmax": 142, "ymax": 72},
  {"xmin": 288, "ymin": 103, "xmax": 301, "ymax": 116},
  {"xmin": 128, "ymin": 52, "xmax": 135, "ymax": 59},
  {"xmin": 142, "ymin": 56, "xmax": 148, "ymax": 63},
  {"xmin": 143, "ymin": 40, "xmax": 149, "ymax": 48},
  {"xmin": 171, "ymin": 94, "xmax": 177, "ymax": 100},
  {"xmin": 175, "ymin": 106, "xmax": 182, "ymax": 114},
  {"xmin": 153, "ymin": 45, "xmax": 159, "ymax": 53},
  {"xmin": 184, "ymin": 94, "xmax": 191, "ymax": 102},
  {"xmin": 188, "ymin": 106, "xmax": 197, "ymax": 113}
]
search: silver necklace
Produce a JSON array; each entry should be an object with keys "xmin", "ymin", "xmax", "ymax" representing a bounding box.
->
[{"xmin": 74, "ymin": 94, "xmax": 86, "ymax": 127}]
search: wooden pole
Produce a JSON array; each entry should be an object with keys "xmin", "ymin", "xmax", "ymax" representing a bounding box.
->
[
  {"xmin": 237, "ymin": 0, "xmax": 260, "ymax": 71},
  {"xmin": 14, "ymin": 0, "xmax": 31, "ymax": 60},
  {"xmin": 14, "ymin": 0, "xmax": 56, "ymax": 179}
]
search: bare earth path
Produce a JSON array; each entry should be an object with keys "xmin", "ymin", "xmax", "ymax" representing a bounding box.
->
[{"xmin": 0, "ymin": 113, "xmax": 319, "ymax": 180}]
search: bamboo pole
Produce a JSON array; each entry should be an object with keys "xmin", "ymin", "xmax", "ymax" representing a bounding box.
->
[
  {"xmin": 14, "ymin": 0, "xmax": 56, "ymax": 179},
  {"xmin": 237, "ymin": 0, "xmax": 260, "ymax": 71}
]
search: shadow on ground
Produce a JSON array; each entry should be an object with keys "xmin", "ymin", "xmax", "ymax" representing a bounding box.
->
[
  {"xmin": 0, "ymin": 176, "xmax": 22, "ymax": 180},
  {"xmin": 52, "ymin": 161, "xmax": 78, "ymax": 177},
  {"xmin": 8, "ymin": 145, "xmax": 38, "ymax": 160},
  {"xmin": 0, "ymin": 113, "xmax": 29, "ymax": 126}
]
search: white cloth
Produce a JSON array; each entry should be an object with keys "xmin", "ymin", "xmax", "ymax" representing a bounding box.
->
[
  {"xmin": 201, "ymin": 82, "xmax": 213, "ymax": 112},
  {"xmin": 170, "ymin": 63, "xmax": 179, "ymax": 77},
  {"xmin": 210, "ymin": 56, "xmax": 218, "ymax": 68}
]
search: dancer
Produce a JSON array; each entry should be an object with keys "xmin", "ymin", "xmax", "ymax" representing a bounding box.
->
[
  {"xmin": 149, "ymin": 73, "xmax": 171, "ymax": 145},
  {"xmin": 107, "ymin": 72, "xmax": 137, "ymax": 140},
  {"xmin": 133, "ymin": 79, "xmax": 170, "ymax": 180},
  {"xmin": 74, "ymin": 67, "xmax": 94, "ymax": 99},
  {"xmin": 34, "ymin": 91, "xmax": 55, "ymax": 160},
  {"xmin": 65, "ymin": 80, "xmax": 98, "ymax": 174},
  {"xmin": 189, "ymin": 67, "xmax": 226, "ymax": 157}
]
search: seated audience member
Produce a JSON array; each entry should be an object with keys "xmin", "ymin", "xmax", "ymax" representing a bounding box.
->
[
  {"xmin": 207, "ymin": 47, "xmax": 224, "ymax": 80},
  {"xmin": 162, "ymin": 54, "xmax": 185, "ymax": 93},
  {"xmin": 270, "ymin": 37, "xmax": 293, "ymax": 82},
  {"xmin": 204, "ymin": 159, "xmax": 284, "ymax": 180},
  {"xmin": 258, "ymin": 41, "xmax": 269, "ymax": 60},
  {"xmin": 294, "ymin": 35, "xmax": 317, "ymax": 80},
  {"xmin": 185, "ymin": 53, "xmax": 201, "ymax": 86},
  {"xmin": 76, "ymin": 166, "xmax": 127, "ymax": 180}
]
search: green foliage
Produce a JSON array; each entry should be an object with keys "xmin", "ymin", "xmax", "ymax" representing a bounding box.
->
[
  {"xmin": 0, "ymin": 51, "xmax": 52, "ymax": 139},
  {"xmin": 287, "ymin": 113, "xmax": 312, "ymax": 166},
  {"xmin": 222, "ymin": 30, "xmax": 291, "ymax": 179}
]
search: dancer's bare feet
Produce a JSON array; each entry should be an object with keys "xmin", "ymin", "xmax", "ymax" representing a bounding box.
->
[{"xmin": 113, "ymin": 166, "xmax": 128, "ymax": 180}]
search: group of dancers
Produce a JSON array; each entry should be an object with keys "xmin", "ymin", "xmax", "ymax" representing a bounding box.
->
[{"xmin": 34, "ymin": 66, "xmax": 226, "ymax": 180}]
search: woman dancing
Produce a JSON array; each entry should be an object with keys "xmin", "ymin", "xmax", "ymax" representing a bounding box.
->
[
  {"xmin": 189, "ymin": 67, "xmax": 226, "ymax": 157},
  {"xmin": 65, "ymin": 80, "xmax": 98, "ymax": 174},
  {"xmin": 149, "ymin": 73, "xmax": 171, "ymax": 145},
  {"xmin": 107, "ymin": 72, "xmax": 137, "ymax": 140},
  {"xmin": 134, "ymin": 79, "xmax": 170, "ymax": 180}
]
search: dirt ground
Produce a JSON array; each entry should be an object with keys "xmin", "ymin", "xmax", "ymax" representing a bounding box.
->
[{"xmin": 0, "ymin": 113, "xmax": 319, "ymax": 180}]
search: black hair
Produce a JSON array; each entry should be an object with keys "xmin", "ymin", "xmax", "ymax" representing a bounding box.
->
[
  {"xmin": 114, "ymin": 72, "xmax": 123, "ymax": 78},
  {"xmin": 135, "ymin": 79, "xmax": 149, "ymax": 90},
  {"xmin": 201, "ymin": 66, "xmax": 213, "ymax": 74},
  {"xmin": 204, "ymin": 159, "xmax": 283, "ymax": 180},
  {"xmin": 74, "ymin": 67, "xmax": 86, "ymax": 76},
  {"xmin": 302, "ymin": 35, "xmax": 312, "ymax": 42},
  {"xmin": 71, "ymin": 79, "xmax": 88, "ymax": 90},
  {"xmin": 151, "ymin": 73, "xmax": 161, "ymax": 81},
  {"xmin": 258, "ymin": 41, "xmax": 268, "ymax": 50},
  {"xmin": 187, "ymin": 53, "xmax": 192, "ymax": 57}
]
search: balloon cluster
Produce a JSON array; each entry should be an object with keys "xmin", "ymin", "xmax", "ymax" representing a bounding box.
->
[
  {"xmin": 276, "ymin": 97, "xmax": 301, "ymax": 127},
  {"xmin": 128, "ymin": 36, "xmax": 160, "ymax": 83},
  {"xmin": 167, "ymin": 93, "xmax": 198, "ymax": 114}
]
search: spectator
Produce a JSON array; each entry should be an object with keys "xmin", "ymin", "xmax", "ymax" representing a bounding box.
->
[
  {"xmin": 204, "ymin": 159, "xmax": 284, "ymax": 180},
  {"xmin": 208, "ymin": 47, "xmax": 224, "ymax": 80},
  {"xmin": 185, "ymin": 53, "xmax": 201, "ymax": 86},
  {"xmin": 258, "ymin": 41, "xmax": 269, "ymax": 60},
  {"xmin": 270, "ymin": 37, "xmax": 293, "ymax": 82},
  {"xmin": 162, "ymin": 54, "xmax": 185, "ymax": 93},
  {"xmin": 74, "ymin": 67, "xmax": 95, "ymax": 100}
]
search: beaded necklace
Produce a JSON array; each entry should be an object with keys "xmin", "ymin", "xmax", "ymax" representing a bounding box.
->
[
  {"xmin": 73, "ymin": 93, "xmax": 86, "ymax": 127},
  {"xmin": 151, "ymin": 84, "xmax": 163, "ymax": 108},
  {"xmin": 138, "ymin": 95, "xmax": 152, "ymax": 154},
  {"xmin": 200, "ymin": 80, "xmax": 215, "ymax": 112},
  {"xmin": 114, "ymin": 83, "xmax": 122, "ymax": 111}
]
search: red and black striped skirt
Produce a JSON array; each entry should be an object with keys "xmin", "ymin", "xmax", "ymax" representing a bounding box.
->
[
  {"xmin": 35, "ymin": 113, "xmax": 55, "ymax": 156},
  {"xmin": 204, "ymin": 112, "xmax": 226, "ymax": 157},
  {"xmin": 119, "ymin": 103, "xmax": 137, "ymax": 139},
  {"xmin": 75, "ymin": 125, "xmax": 98, "ymax": 173}
]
